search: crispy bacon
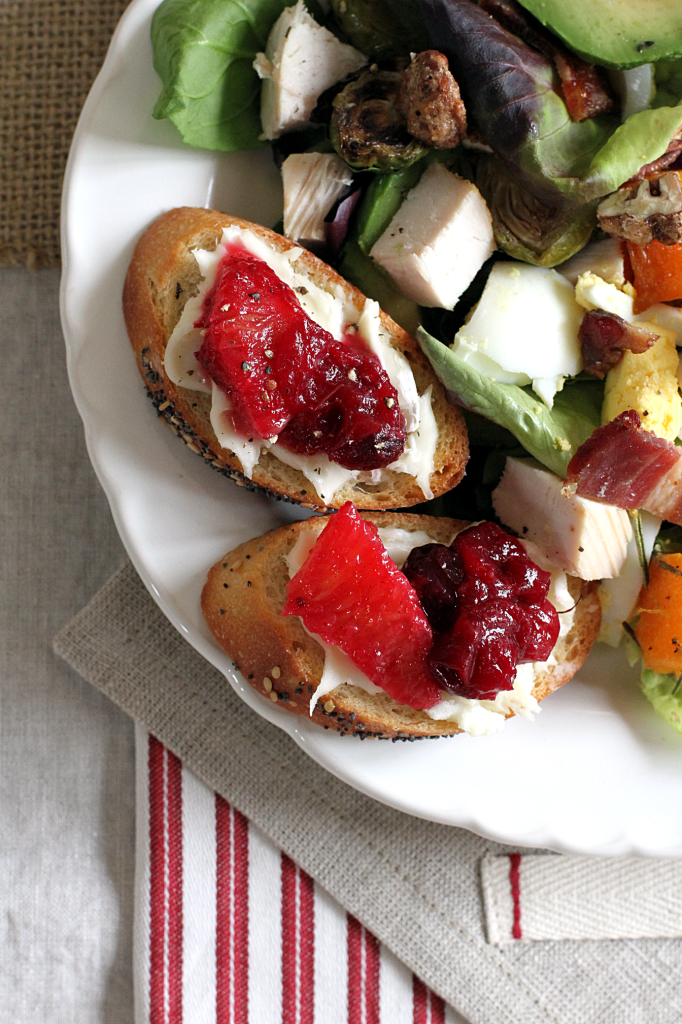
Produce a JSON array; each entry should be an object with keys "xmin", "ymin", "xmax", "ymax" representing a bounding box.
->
[
  {"xmin": 565, "ymin": 411, "xmax": 682, "ymax": 524},
  {"xmin": 476, "ymin": 0, "xmax": 613, "ymax": 121},
  {"xmin": 579, "ymin": 309, "xmax": 659, "ymax": 378}
]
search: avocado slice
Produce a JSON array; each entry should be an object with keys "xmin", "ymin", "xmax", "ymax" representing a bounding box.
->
[{"xmin": 515, "ymin": 0, "xmax": 682, "ymax": 69}]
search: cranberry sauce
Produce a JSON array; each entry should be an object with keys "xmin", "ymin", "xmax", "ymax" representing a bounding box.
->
[
  {"xmin": 402, "ymin": 523, "xmax": 560, "ymax": 701},
  {"xmin": 195, "ymin": 248, "xmax": 406, "ymax": 470}
]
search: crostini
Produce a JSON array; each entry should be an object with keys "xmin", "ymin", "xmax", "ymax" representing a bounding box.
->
[
  {"xmin": 123, "ymin": 207, "xmax": 468, "ymax": 510},
  {"xmin": 201, "ymin": 507, "xmax": 601, "ymax": 739}
]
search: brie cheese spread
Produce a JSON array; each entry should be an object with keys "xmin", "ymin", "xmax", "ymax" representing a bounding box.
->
[
  {"xmin": 164, "ymin": 226, "xmax": 436, "ymax": 504},
  {"xmin": 285, "ymin": 523, "xmax": 574, "ymax": 736}
]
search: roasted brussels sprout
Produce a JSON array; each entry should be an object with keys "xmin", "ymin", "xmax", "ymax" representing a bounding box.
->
[
  {"xmin": 472, "ymin": 153, "xmax": 597, "ymax": 267},
  {"xmin": 330, "ymin": 68, "xmax": 429, "ymax": 172},
  {"xmin": 330, "ymin": 0, "xmax": 429, "ymax": 60}
]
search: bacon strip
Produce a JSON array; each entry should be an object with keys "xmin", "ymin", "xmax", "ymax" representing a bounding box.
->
[
  {"xmin": 565, "ymin": 411, "xmax": 682, "ymax": 524},
  {"xmin": 579, "ymin": 309, "xmax": 658, "ymax": 379}
]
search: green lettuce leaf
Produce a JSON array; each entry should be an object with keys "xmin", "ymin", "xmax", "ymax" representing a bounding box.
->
[
  {"xmin": 640, "ymin": 668, "xmax": 682, "ymax": 734},
  {"xmin": 151, "ymin": 0, "xmax": 294, "ymax": 151},
  {"xmin": 416, "ymin": 328, "xmax": 603, "ymax": 477}
]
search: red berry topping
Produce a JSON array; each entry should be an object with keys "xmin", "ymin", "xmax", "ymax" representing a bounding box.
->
[
  {"xmin": 282, "ymin": 503, "xmax": 440, "ymax": 709},
  {"xmin": 403, "ymin": 523, "xmax": 559, "ymax": 701},
  {"xmin": 196, "ymin": 249, "xmax": 406, "ymax": 470}
]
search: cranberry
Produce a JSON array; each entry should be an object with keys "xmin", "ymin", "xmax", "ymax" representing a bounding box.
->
[
  {"xmin": 401, "ymin": 543, "xmax": 463, "ymax": 632},
  {"xmin": 403, "ymin": 523, "xmax": 560, "ymax": 701},
  {"xmin": 196, "ymin": 249, "xmax": 406, "ymax": 470}
]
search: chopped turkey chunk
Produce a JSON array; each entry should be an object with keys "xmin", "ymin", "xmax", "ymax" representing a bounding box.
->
[
  {"xmin": 492, "ymin": 457, "xmax": 632, "ymax": 580},
  {"xmin": 282, "ymin": 153, "xmax": 353, "ymax": 245},
  {"xmin": 254, "ymin": 0, "xmax": 366, "ymax": 141},
  {"xmin": 369, "ymin": 163, "xmax": 494, "ymax": 309}
]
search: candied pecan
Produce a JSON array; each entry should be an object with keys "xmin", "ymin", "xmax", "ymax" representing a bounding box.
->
[{"xmin": 397, "ymin": 50, "xmax": 466, "ymax": 149}]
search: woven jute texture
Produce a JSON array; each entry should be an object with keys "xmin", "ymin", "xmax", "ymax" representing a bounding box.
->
[{"xmin": 0, "ymin": 0, "xmax": 130, "ymax": 268}]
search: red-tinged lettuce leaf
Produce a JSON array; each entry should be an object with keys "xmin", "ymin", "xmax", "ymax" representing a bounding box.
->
[{"xmin": 417, "ymin": 0, "xmax": 682, "ymax": 205}]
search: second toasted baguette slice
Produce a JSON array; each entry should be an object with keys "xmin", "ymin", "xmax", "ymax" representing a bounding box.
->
[
  {"xmin": 202, "ymin": 511, "xmax": 601, "ymax": 739},
  {"xmin": 123, "ymin": 207, "xmax": 468, "ymax": 511}
]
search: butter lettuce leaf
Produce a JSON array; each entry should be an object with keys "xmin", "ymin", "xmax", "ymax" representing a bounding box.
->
[
  {"xmin": 151, "ymin": 0, "xmax": 294, "ymax": 151},
  {"xmin": 416, "ymin": 328, "xmax": 602, "ymax": 477},
  {"xmin": 640, "ymin": 668, "xmax": 682, "ymax": 734}
]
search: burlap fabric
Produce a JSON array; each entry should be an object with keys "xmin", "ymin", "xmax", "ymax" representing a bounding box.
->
[
  {"xmin": 0, "ymin": 0, "xmax": 129, "ymax": 268},
  {"xmin": 54, "ymin": 568, "xmax": 681, "ymax": 1024}
]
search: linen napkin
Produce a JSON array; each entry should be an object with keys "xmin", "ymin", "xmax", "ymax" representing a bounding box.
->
[
  {"xmin": 54, "ymin": 562, "xmax": 682, "ymax": 1024},
  {"xmin": 136, "ymin": 724, "xmax": 460, "ymax": 1024}
]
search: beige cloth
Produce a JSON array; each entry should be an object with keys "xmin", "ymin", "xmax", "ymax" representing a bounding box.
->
[
  {"xmin": 54, "ymin": 565, "xmax": 682, "ymax": 1024},
  {"xmin": 0, "ymin": 0, "xmax": 129, "ymax": 267}
]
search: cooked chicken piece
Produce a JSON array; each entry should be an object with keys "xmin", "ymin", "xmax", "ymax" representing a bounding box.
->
[
  {"xmin": 597, "ymin": 171, "xmax": 682, "ymax": 246},
  {"xmin": 397, "ymin": 50, "xmax": 466, "ymax": 149}
]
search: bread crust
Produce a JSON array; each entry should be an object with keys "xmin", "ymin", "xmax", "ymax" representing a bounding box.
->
[
  {"xmin": 123, "ymin": 207, "xmax": 468, "ymax": 510},
  {"xmin": 202, "ymin": 512, "xmax": 602, "ymax": 739}
]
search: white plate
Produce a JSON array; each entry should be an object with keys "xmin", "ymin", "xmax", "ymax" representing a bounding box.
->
[{"xmin": 61, "ymin": 0, "xmax": 682, "ymax": 856}]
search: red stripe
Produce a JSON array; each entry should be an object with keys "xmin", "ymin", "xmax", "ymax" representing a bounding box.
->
[
  {"xmin": 233, "ymin": 810, "xmax": 250, "ymax": 1024},
  {"xmin": 412, "ymin": 976, "xmax": 427, "ymax": 1024},
  {"xmin": 149, "ymin": 737, "xmax": 166, "ymax": 1024},
  {"xmin": 509, "ymin": 853, "xmax": 523, "ymax": 940},
  {"xmin": 364, "ymin": 928, "xmax": 380, "ymax": 1024},
  {"xmin": 347, "ymin": 915, "xmax": 380, "ymax": 1024},
  {"xmin": 216, "ymin": 798, "xmax": 250, "ymax": 1024},
  {"xmin": 148, "ymin": 737, "xmax": 184, "ymax": 1024},
  {"xmin": 281, "ymin": 854, "xmax": 298, "ymax": 1024},
  {"xmin": 167, "ymin": 750, "xmax": 184, "ymax": 1024},
  {"xmin": 347, "ymin": 915, "xmax": 362, "ymax": 1024},
  {"xmin": 430, "ymin": 990, "xmax": 446, "ymax": 1024},
  {"xmin": 299, "ymin": 869, "xmax": 315, "ymax": 1024}
]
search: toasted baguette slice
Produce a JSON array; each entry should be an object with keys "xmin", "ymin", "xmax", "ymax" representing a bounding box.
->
[
  {"xmin": 123, "ymin": 207, "xmax": 468, "ymax": 511},
  {"xmin": 202, "ymin": 512, "xmax": 601, "ymax": 739}
]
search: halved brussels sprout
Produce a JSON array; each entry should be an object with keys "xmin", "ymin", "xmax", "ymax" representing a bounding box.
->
[
  {"xmin": 473, "ymin": 153, "xmax": 597, "ymax": 267},
  {"xmin": 330, "ymin": 68, "xmax": 429, "ymax": 172}
]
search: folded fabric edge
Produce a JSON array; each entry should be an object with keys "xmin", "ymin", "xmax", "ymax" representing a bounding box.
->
[{"xmin": 482, "ymin": 852, "xmax": 682, "ymax": 944}]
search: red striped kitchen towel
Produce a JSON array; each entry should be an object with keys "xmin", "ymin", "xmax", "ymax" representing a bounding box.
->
[{"xmin": 135, "ymin": 726, "xmax": 465, "ymax": 1024}]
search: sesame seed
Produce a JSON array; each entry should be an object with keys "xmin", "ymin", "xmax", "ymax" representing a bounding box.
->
[
  {"xmin": 231, "ymin": 560, "xmax": 242, "ymax": 571},
  {"xmin": 269, "ymin": 691, "xmax": 278, "ymax": 703},
  {"xmin": 324, "ymin": 700, "xmax": 335, "ymax": 713},
  {"xmin": 186, "ymin": 441, "xmax": 201, "ymax": 454},
  {"xmin": 263, "ymin": 677, "xmax": 272, "ymax": 692},
  {"xmin": 158, "ymin": 400, "xmax": 170, "ymax": 411},
  {"xmin": 289, "ymin": 701, "xmax": 297, "ymax": 707},
  {"xmin": 271, "ymin": 666, "xmax": 281, "ymax": 679}
]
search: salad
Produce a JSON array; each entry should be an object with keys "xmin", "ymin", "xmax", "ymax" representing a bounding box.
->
[{"xmin": 150, "ymin": 0, "xmax": 682, "ymax": 732}]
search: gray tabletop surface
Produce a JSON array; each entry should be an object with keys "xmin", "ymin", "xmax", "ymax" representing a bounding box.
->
[{"xmin": 0, "ymin": 267, "xmax": 133, "ymax": 1023}]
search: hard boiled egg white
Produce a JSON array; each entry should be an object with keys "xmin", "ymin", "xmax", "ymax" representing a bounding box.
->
[{"xmin": 452, "ymin": 262, "xmax": 583, "ymax": 408}]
